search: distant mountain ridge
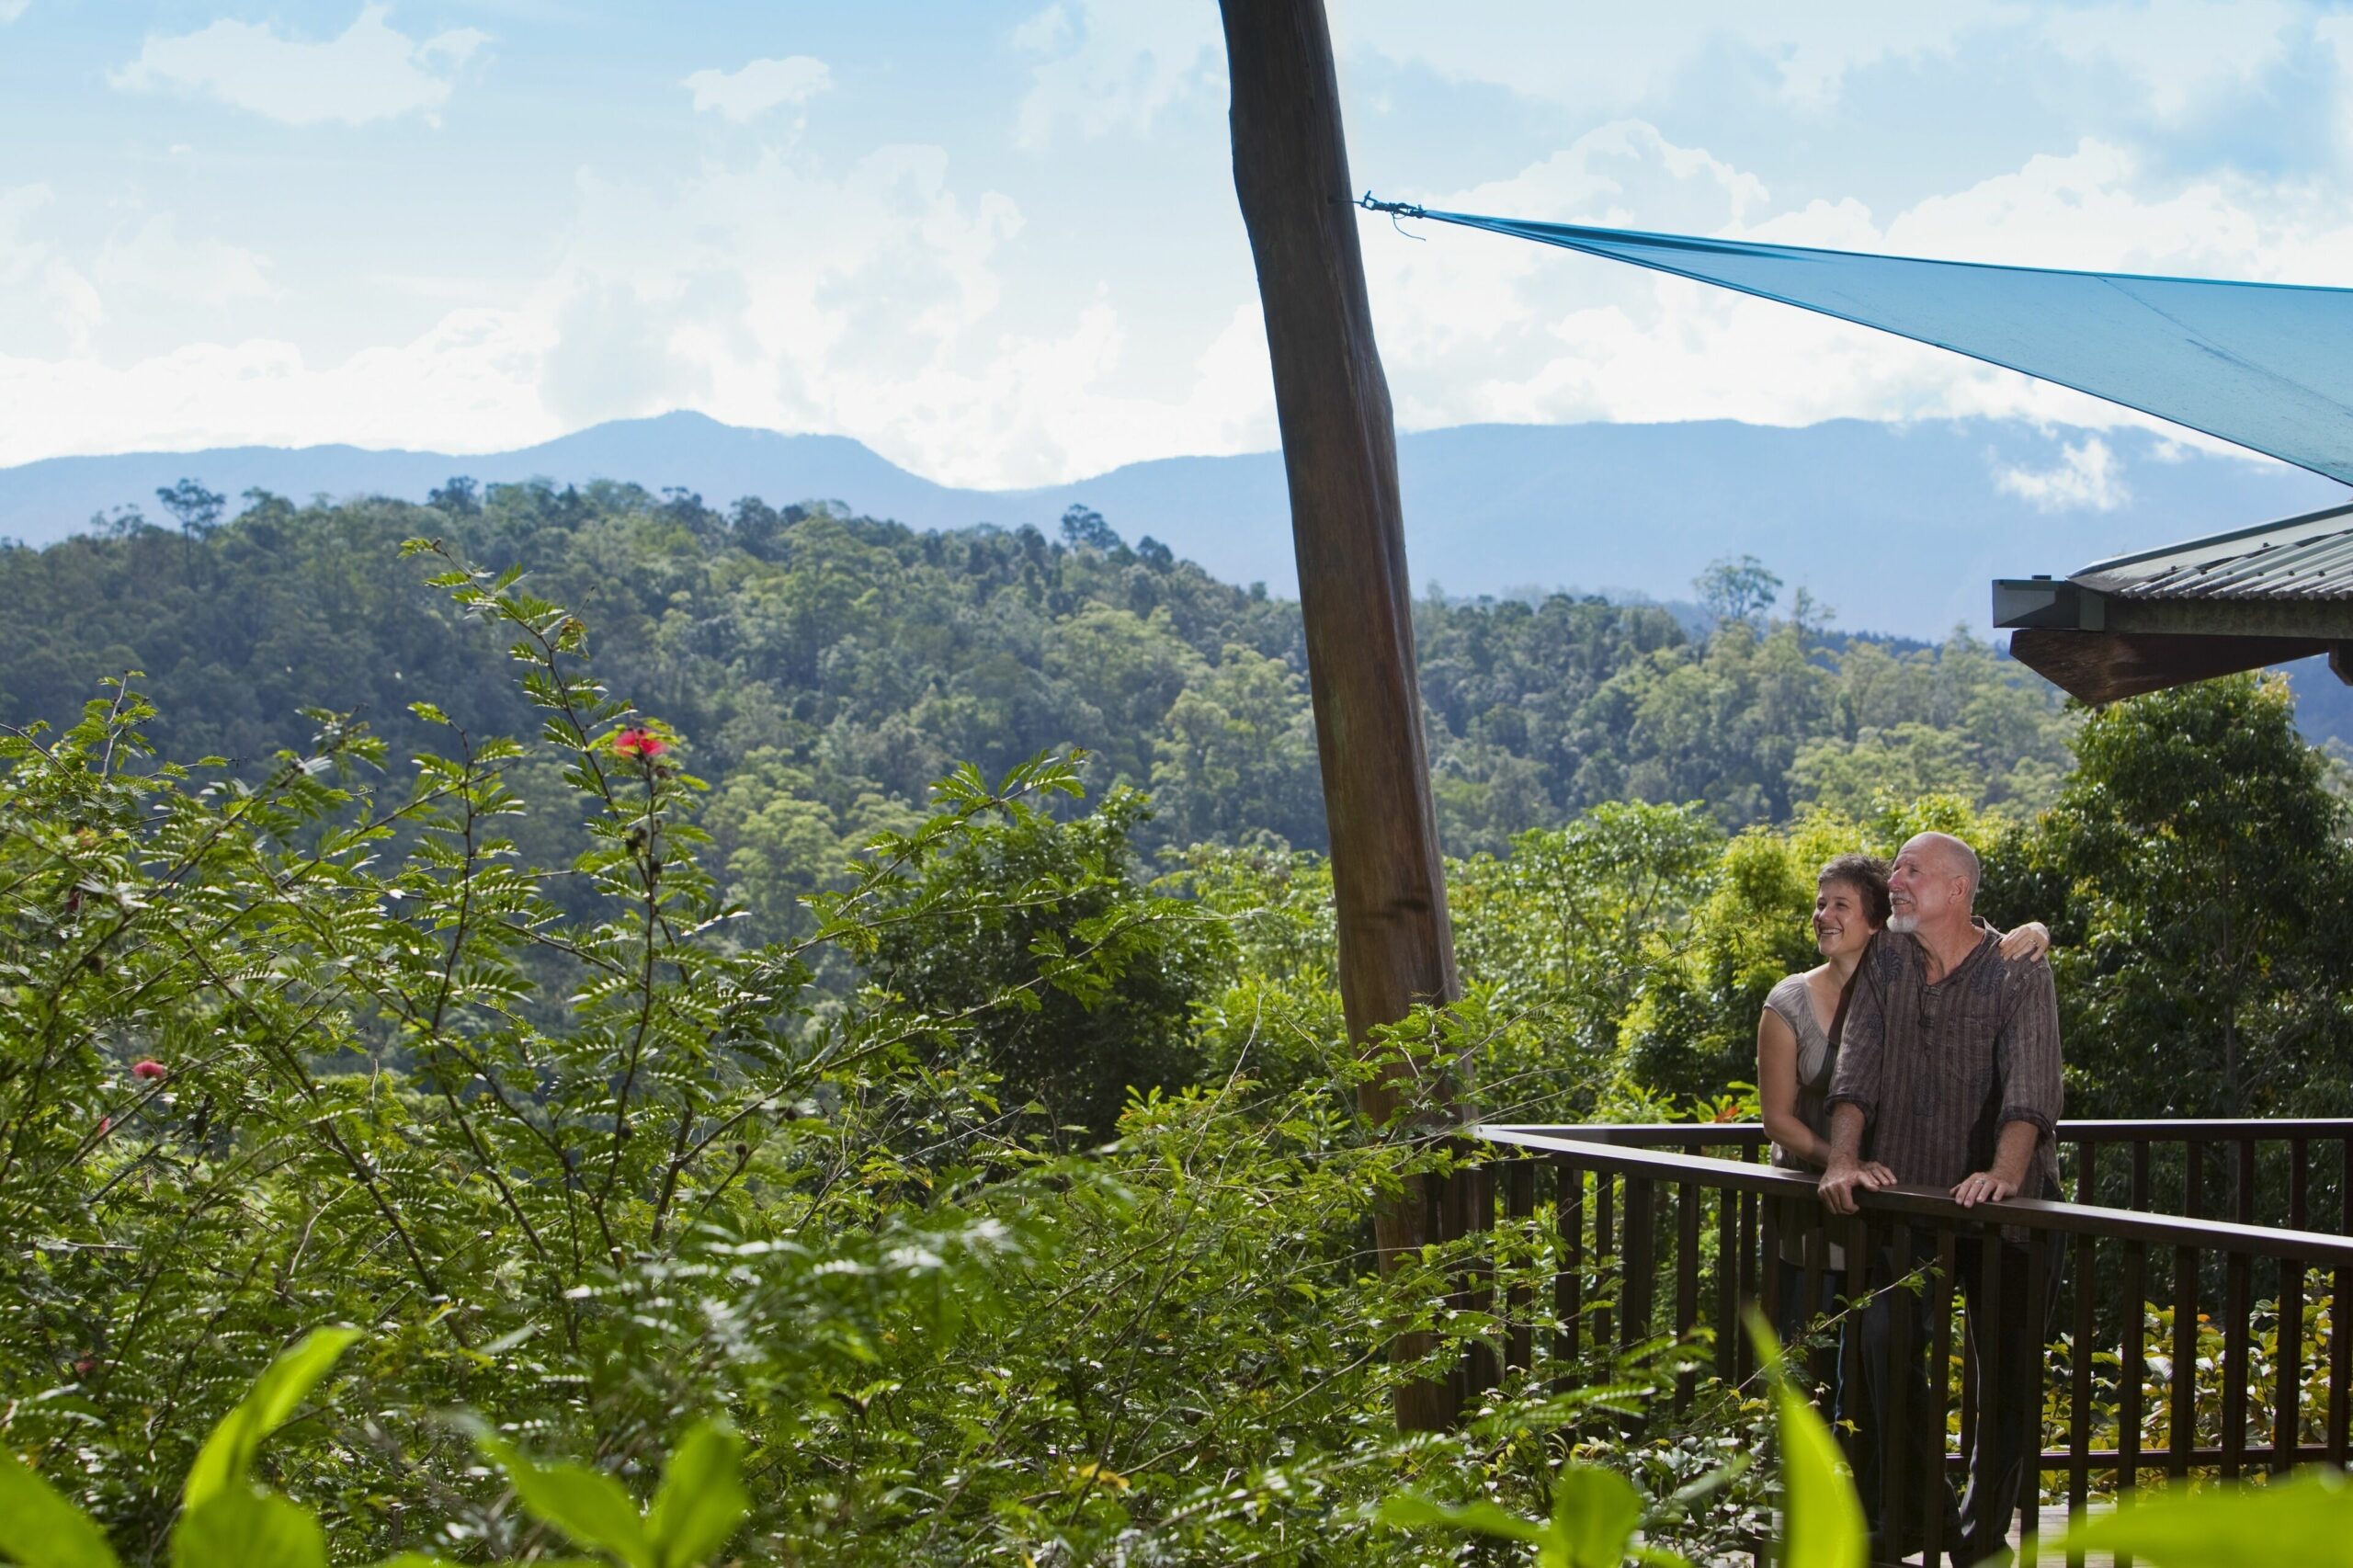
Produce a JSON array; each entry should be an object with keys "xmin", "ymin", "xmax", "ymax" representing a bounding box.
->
[{"xmin": 5, "ymin": 410, "xmax": 2346, "ymax": 645}]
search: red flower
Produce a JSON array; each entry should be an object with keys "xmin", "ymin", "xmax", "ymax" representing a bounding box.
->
[
  {"xmin": 74, "ymin": 1356, "xmax": 97, "ymax": 1378},
  {"xmin": 132, "ymin": 1059, "xmax": 167, "ymax": 1082},
  {"xmin": 97, "ymin": 1116, "xmax": 112, "ymax": 1137},
  {"xmin": 610, "ymin": 727, "xmax": 669, "ymax": 759}
]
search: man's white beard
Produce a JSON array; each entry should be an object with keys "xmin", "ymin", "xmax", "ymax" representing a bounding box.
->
[{"xmin": 1887, "ymin": 914, "xmax": 1920, "ymax": 934}]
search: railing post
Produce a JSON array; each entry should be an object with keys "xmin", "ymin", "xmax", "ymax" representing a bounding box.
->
[
  {"xmin": 1977, "ymin": 1232, "xmax": 2006, "ymax": 1544},
  {"xmin": 2280, "ymin": 1139, "xmax": 2309, "ymax": 1471},
  {"xmin": 1622, "ymin": 1175, "xmax": 1655, "ymax": 1352},
  {"xmin": 1595, "ymin": 1172, "xmax": 1615, "ymax": 1349},
  {"xmin": 1461, "ymin": 1153, "xmax": 1498, "ymax": 1402},
  {"xmin": 2120, "ymin": 1236, "xmax": 2144, "ymax": 1566},
  {"xmin": 1715, "ymin": 1176, "xmax": 1740, "ymax": 1385},
  {"xmin": 1923, "ymin": 1226, "xmax": 1957, "ymax": 1568},
  {"xmin": 1555, "ymin": 1162, "xmax": 1584, "ymax": 1377},
  {"xmin": 1882, "ymin": 1217, "xmax": 1913, "ymax": 1536},
  {"xmin": 1674, "ymin": 1178, "xmax": 1700, "ymax": 1413},
  {"xmin": 2222, "ymin": 1250, "xmax": 2251, "ymax": 1478},
  {"xmin": 1840, "ymin": 1210, "xmax": 1868, "ymax": 1473},
  {"xmin": 2022, "ymin": 1233, "xmax": 2052, "ymax": 1562},
  {"xmin": 2069, "ymin": 1142, "xmax": 2097, "ymax": 1563},
  {"xmin": 2171, "ymin": 1243, "xmax": 2199, "ymax": 1477},
  {"xmin": 1505, "ymin": 1159, "xmax": 1536, "ymax": 1377}
]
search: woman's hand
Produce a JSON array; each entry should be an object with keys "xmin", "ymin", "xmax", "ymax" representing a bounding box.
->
[{"xmin": 1998, "ymin": 921, "xmax": 2052, "ymax": 962}]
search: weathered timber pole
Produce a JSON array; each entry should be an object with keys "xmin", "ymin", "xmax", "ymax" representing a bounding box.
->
[{"xmin": 1218, "ymin": 0, "xmax": 1474, "ymax": 1430}]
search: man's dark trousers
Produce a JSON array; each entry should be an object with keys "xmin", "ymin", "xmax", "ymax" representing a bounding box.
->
[{"xmin": 1849, "ymin": 1223, "xmax": 2064, "ymax": 1565}]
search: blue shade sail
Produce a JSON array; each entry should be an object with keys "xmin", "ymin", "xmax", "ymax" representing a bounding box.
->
[{"xmin": 1389, "ymin": 203, "xmax": 2353, "ymax": 486}]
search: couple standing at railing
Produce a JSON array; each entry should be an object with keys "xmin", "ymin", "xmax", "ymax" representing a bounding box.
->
[{"xmin": 1756, "ymin": 833, "xmax": 2066, "ymax": 1568}]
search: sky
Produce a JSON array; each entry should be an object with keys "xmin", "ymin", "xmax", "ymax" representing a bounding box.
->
[{"xmin": 7, "ymin": 2, "xmax": 2353, "ymax": 493}]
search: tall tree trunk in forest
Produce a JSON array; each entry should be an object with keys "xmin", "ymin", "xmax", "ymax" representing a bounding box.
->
[{"xmin": 1217, "ymin": 0, "xmax": 1474, "ymax": 1431}]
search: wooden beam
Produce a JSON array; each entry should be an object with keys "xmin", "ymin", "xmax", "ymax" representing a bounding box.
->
[{"xmin": 1217, "ymin": 0, "xmax": 1471, "ymax": 1429}]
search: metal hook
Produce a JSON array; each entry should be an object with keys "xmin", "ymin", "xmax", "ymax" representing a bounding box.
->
[{"xmin": 1357, "ymin": 190, "xmax": 1427, "ymax": 240}]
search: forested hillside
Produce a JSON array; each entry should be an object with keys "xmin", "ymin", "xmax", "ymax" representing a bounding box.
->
[{"xmin": 0, "ymin": 478, "xmax": 2074, "ymax": 930}]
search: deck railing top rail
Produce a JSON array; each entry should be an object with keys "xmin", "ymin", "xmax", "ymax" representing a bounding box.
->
[
  {"xmin": 1482, "ymin": 1118, "xmax": 2353, "ymax": 1149},
  {"xmin": 1476, "ymin": 1124, "xmax": 2353, "ymax": 1266}
]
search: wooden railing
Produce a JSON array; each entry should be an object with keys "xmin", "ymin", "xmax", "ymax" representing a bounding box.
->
[{"xmin": 1471, "ymin": 1120, "xmax": 2353, "ymax": 1566}]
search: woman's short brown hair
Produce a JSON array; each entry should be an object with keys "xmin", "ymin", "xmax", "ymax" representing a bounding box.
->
[{"xmin": 1816, "ymin": 852, "xmax": 1891, "ymax": 927}]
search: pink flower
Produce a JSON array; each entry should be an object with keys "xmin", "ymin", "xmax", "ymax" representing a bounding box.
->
[
  {"xmin": 131, "ymin": 1059, "xmax": 167, "ymax": 1082},
  {"xmin": 74, "ymin": 1357, "xmax": 97, "ymax": 1378},
  {"xmin": 97, "ymin": 1116, "xmax": 112, "ymax": 1137},
  {"xmin": 610, "ymin": 727, "xmax": 669, "ymax": 759}
]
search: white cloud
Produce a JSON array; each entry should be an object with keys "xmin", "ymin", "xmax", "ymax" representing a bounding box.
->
[
  {"xmin": 682, "ymin": 56, "xmax": 832, "ymax": 124},
  {"xmin": 2042, "ymin": 0, "xmax": 2297, "ymax": 119},
  {"xmin": 1013, "ymin": 0, "xmax": 1220, "ymax": 147},
  {"xmin": 0, "ymin": 308, "xmax": 554, "ymax": 469},
  {"xmin": 0, "ymin": 2, "xmax": 28, "ymax": 25},
  {"xmin": 0, "ymin": 185, "xmax": 102, "ymax": 359},
  {"xmin": 1335, "ymin": 0, "xmax": 2024, "ymax": 111},
  {"xmin": 95, "ymin": 216, "xmax": 276, "ymax": 308},
  {"xmin": 1996, "ymin": 437, "xmax": 2131, "ymax": 510},
  {"xmin": 0, "ymin": 134, "xmax": 1269, "ymax": 489},
  {"xmin": 110, "ymin": 4, "xmax": 488, "ymax": 128},
  {"xmin": 1872, "ymin": 140, "xmax": 2267, "ymax": 277},
  {"xmin": 1338, "ymin": 2, "xmax": 2298, "ymax": 119}
]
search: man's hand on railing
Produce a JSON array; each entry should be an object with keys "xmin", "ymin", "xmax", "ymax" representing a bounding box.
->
[
  {"xmin": 1817, "ymin": 1154, "xmax": 1897, "ymax": 1214},
  {"xmin": 1951, "ymin": 1170, "xmax": 2018, "ymax": 1209}
]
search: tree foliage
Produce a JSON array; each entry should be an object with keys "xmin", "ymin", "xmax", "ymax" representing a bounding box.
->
[
  {"xmin": 0, "ymin": 483, "xmax": 2073, "ymax": 926},
  {"xmin": 2021, "ymin": 674, "xmax": 2353, "ymax": 1117}
]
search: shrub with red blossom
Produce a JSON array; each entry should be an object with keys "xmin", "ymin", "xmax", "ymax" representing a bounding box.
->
[{"xmin": 609, "ymin": 726, "xmax": 668, "ymax": 759}]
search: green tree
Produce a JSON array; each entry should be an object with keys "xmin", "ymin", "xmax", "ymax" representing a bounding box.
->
[
  {"xmin": 1694, "ymin": 553, "xmax": 1781, "ymax": 624},
  {"xmin": 859, "ymin": 782, "xmax": 1230, "ymax": 1139},
  {"xmin": 2024, "ymin": 674, "xmax": 2353, "ymax": 1116},
  {"xmin": 1150, "ymin": 643, "xmax": 1323, "ymax": 847}
]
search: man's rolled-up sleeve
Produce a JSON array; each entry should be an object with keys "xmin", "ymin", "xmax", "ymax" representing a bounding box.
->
[
  {"xmin": 1997, "ymin": 960, "xmax": 2064, "ymax": 1139},
  {"xmin": 1824, "ymin": 960, "xmax": 1885, "ymax": 1127}
]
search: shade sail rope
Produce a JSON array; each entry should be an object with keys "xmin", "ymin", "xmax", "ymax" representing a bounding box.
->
[{"xmin": 1358, "ymin": 193, "xmax": 2353, "ymax": 488}]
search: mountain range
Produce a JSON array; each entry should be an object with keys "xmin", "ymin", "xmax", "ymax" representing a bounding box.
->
[{"xmin": 5, "ymin": 411, "xmax": 2346, "ymax": 647}]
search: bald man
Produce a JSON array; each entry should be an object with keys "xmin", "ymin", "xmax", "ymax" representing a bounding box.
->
[{"xmin": 1819, "ymin": 832, "xmax": 2063, "ymax": 1568}]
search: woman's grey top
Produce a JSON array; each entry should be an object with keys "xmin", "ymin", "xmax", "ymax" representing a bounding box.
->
[
  {"xmin": 1765, "ymin": 971, "xmax": 1843, "ymax": 1269},
  {"xmin": 1764, "ymin": 972, "xmax": 1837, "ymax": 1172}
]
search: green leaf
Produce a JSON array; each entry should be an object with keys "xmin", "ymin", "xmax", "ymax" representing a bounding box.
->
[
  {"xmin": 1745, "ymin": 1309, "xmax": 1866, "ymax": 1568},
  {"xmin": 1375, "ymin": 1494, "xmax": 1551, "ymax": 1547},
  {"xmin": 1772, "ymin": 1381, "xmax": 1866, "ymax": 1568},
  {"xmin": 645, "ymin": 1421, "xmax": 748, "ymax": 1568},
  {"xmin": 0, "ymin": 1445, "xmax": 121, "ymax": 1568},
  {"xmin": 480, "ymin": 1437, "xmax": 654, "ymax": 1568},
  {"xmin": 2055, "ymin": 1467, "xmax": 2353, "ymax": 1566},
  {"xmin": 172, "ymin": 1491, "xmax": 326, "ymax": 1568},
  {"xmin": 1551, "ymin": 1464, "xmax": 1644, "ymax": 1568},
  {"xmin": 372, "ymin": 1559, "xmax": 604, "ymax": 1568},
  {"xmin": 184, "ymin": 1328, "xmax": 362, "ymax": 1511}
]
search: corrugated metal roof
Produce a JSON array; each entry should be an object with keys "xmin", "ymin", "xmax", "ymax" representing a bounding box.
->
[{"xmin": 2074, "ymin": 496, "xmax": 2353, "ymax": 600}]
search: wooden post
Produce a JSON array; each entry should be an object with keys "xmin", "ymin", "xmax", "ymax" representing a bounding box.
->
[{"xmin": 1218, "ymin": 0, "xmax": 1470, "ymax": 1430}]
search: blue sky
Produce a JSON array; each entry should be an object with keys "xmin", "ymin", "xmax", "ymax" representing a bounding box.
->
[{"xmin": 6, "ymin": 2, "xmax": 2353, "ymax": 494}]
